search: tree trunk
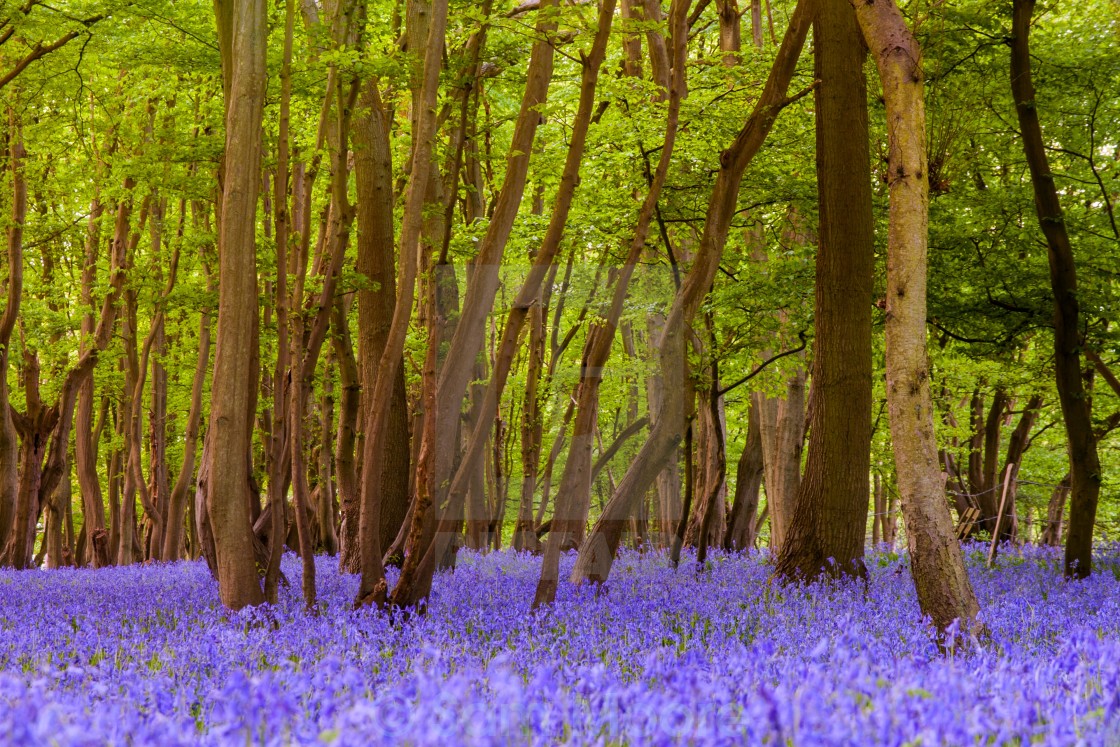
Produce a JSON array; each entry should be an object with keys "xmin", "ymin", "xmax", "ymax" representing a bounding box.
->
[
  {"xmin": 1042, "ymin": 473, "xmax": 1070, "ymax": 547},
  {"xmin": 513, "ymin": 302, "xmax": 546, "ymax": 552},
  {"xmin": 0, "ymin": 113, "xmax": 25, "ymax": 553},
  {"xmin": 851, "ymin": 0, "xmax": 980, "ymax": 637},
  {"xmin": 725, "ymin": 401, "xmax": 763, "ymax": 551},
  {"xmin": 205, "ymin": 0, "xmax": 269, "ymax": 609},
  {"xmin": 533, "ymin": 0, "xmax": 684, "ymax": 608},
  {"xmin": 394, "ymin": 0, "xmax": 559, "ymax": 611},
  {"xmin": 355, "ymin": 0, "xmax": 448, "ymax": 607},
  {"xmin": 646, "ymin": 313, "xmax": 681, "ymax": 547},
  {"xmin": 753, "ymin": 372, "xmax": 804, "ymax": 553},
  {"xmin": 163, "ymin": 269, "xmax": 212, "ymax": 561},
  {"xmin": 775, "ymin": 0, "xmax": 873, "ymax": 580},
  {"xmin": 994, "ymin": 395, "xmax": 1041, "ymax": 546},
  {"xmin": 1009, "ymin": 0, "xmax": 1101, "ymax": 578},
  {"xmin": 572, "ymin": 0, "xmax": 813, "ymax": 585},
  {"xmin": 318, "ymin": 359, "xmax": 338, "ymax": 555}
]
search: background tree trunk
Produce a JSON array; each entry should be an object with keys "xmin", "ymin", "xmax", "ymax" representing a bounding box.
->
[{"xmin": 1009, "ymin": 0, "xmax": 1101, "ymax": 579}]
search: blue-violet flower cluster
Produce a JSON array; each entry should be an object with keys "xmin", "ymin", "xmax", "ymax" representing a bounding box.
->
[{"xmin": 2, "ymin": 545, "xmax": 1120, "ymax": 745}]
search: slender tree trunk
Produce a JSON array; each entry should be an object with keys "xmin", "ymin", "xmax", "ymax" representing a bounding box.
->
[
  {"xmin": 513, "ymin": 302, "xmax": 546, "ymax": 552},
  {"xmin": 775, "ymin": 0, "xmax": 873, "ymax": 580},
  {"xmin": 318, "ymin": 360, "xmax": 338, "ymax": 554},
  {"xmin": 163, "ymin": 275, "xmax": 212, "ymax": 561},
  {"xmin": 753, "ymin": 372, "xmax": 804, "ymax": 553},
  {"xmin": 851, "ymin": 0, "xmax": 980, "ymax": 637},
  {"xmin": 74, "ymin": 186, "xmax": 107, "ymax": 566},
  {"xmin": 0, "ymin": 114, "xmax": 25, "ymax": 553},
  {"xmin": 393, "ymin": 0, "xmax": 559, "ymax": 611},
  {"xmin": 1042, "ymin": 473, "xmax": 1070, "ymax": 547},
  {"xmin": 533, "ymin": 0, "xmax": 686, "ymax": 608},
  {"xmin": 355, "ymin": 0, "xmax": 449, "ymax": 607},
  {"xmin": 331, "ymin": 298, "xmax": 359, "ymax": 564},
  {"xmin": 724, "ymin": 402, "xmax": 763, "ymax": 550},
  {"xmin": 995, "ymin": 395, "xmax": 1041, "ymax": 546},
  {"xmin": 572, "ymin": 0, "xmax": 813, "ymax": 585},
  {"xmin": 1010, "ymin": 0, "xmax": 1101, "ymax": 579},
  {"xmin": 205, "ymin": 0, "xmax": 269, "ymax": 609},
  {"xmin": 645, "ymin": 313, "xmax": 681, "ymax": 547}
]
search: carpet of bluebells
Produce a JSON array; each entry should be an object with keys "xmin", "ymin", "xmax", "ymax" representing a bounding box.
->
[{"xmin": 2, "ymin": 545, "xmax": 1120, "ymax": 746}]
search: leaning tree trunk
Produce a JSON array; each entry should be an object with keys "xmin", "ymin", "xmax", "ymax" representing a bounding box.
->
[
  {"xmin": 354, "ymin": 0, "xmax": 448, "ymax": 607},
  {"xmin": 1009, "ymin": 0, "xmax": 1101, "ymax": 579},
  {"xmin": 205, "ymin": 0, "xmax": 269, "ymax": 610},
  {"xmin": 395, "ymin": 2, "xmax": 619, "ymax": 605},
  {"xmin": 851, "ymin": 0, "xmax": 980, "ymax": 637},
  {"xmin": 775, "ymin": 0, "xmax": 874, "ymax": 580},
  {"xmin": 391, "ymin": 0, "xmax": 559, "ymax": 611},
  {"xmin": 572, "ymin": 0, "xmax": 813, "ymax": 585},
  {"xmin": 533, "ymin": 0, "xmax": 685, "ymax": 609}
]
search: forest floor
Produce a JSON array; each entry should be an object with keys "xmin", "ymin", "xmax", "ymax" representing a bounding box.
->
[{"xmin": 1, "ymin": 544, "xmax": 1119, "ymax": 745}]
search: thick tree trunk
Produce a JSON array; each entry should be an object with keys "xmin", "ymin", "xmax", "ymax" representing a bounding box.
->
[
  {"xmin": 347, "ymin": 80, "xmax": 411, "ymax": 575},
  {"xmin": 775, "ymin": 0, "xmax": 873, "ymax": 580},
  {"xmin": 1009, "ymin": 0, "xmax": 1101, "ymax": 578},
  {"xmin": 572, "ymin": 0, "xmax": 813, "ymax": 585},
  {"xmin": 851, "ymin": 0, "xmax": 980, "ymax": 637},
  {"xmin": 205, "ymin": 0, "xmax": 269, "ymax": 609}
]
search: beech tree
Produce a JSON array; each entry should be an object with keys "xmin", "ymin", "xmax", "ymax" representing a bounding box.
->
[
  {"xmin": 204, "ymin": 0, "xmax": 268, "ymax": 610},
  {"xmin": 0, "ymin": 0, "xmax": 1114, "ymax": 643}
]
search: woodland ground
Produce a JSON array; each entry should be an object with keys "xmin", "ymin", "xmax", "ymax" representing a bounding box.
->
[{"xmin": 1, "ymin": 546, "xmax": 1119, "ymax": 745}]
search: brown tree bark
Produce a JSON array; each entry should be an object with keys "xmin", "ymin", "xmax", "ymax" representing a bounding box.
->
[
  {"xmin": 572, "ymin": 0, "xmax": 813, "ymax": 585},
  {"xmin": 1010, "ymin": 0, "xmax": 1102, "ymax": 579},
  {"xmin": 346, "ymin": 80, "xmax": 411, "ymax": 574},
  {"xmin": 1042, "ymin": 473, "xmax": 1070, "ymax": 547},
  {"xmin": 0, "ymin": 114, "xmax": 25, "ymax": 553},
  {"xmin": 74, "ymin": 186, "xmax": 107, "ymax": 566},
  {"xmin": 513, "ymin": 301, "xmax": 546, "ymax": 553},
  {"xmin": 317, "ymin": 359, "xmax": 338, "ymax": 554},
  {"xmin": 994, "ymin": 395, "xmax": 1041, "ymax": 546},
  {"xmin": 753, "ymin": 372, "xmax": 804, "ymax": 553},
  {"xmin": 724, "ymin": 402, "xmax": 763, "ymax": 550},
  {"xmin": 163, "ymin": 251, "xmax": 213, "ymax": 561},
  {"xmin": 392, "ymin": 0, "xmax": 559, "ymax": 610},
  {"xmin": 774, "ymin": 0, "xmax": 874, "ymax": 580},
  {"xmin": 645, "ymin": 313, "xmax": 682, "ymax": 547},
  {"xmin": 205, "ymin": 0, "xmax": 269, "ymax": 609},
  {"xmin": 851, "ymin": 0, "xmax": 980, "ymax": 637},
  {"xmin": 2, "ymin": 126, "xmax": 138, "ymax": 569},
  {"xmin": 533, "ymin": 0, "xmax": 686, "ymax": 608},
  {"xmin": 354, "ymin": 0, "xmax": 448, "ymax": 607}
]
